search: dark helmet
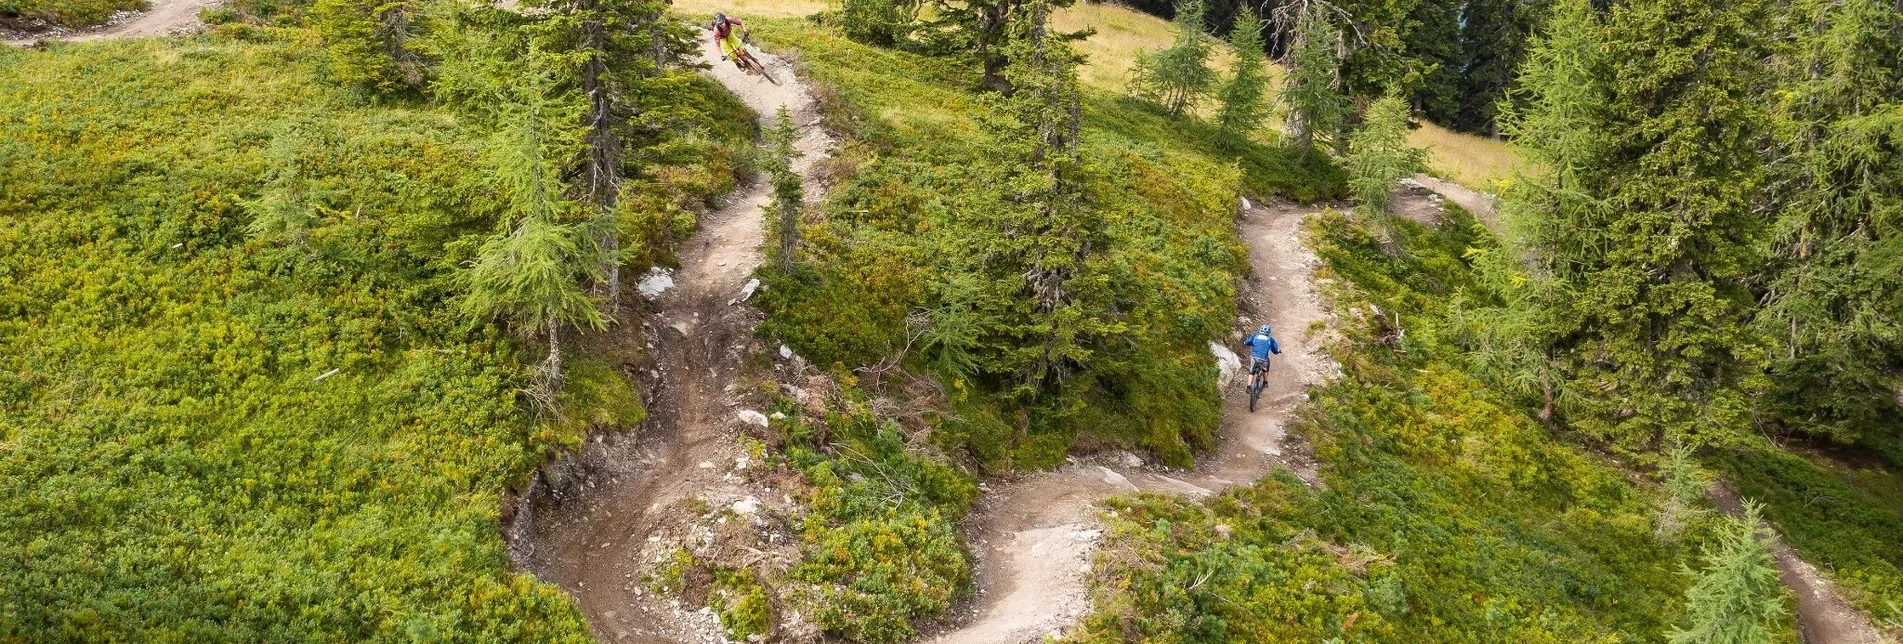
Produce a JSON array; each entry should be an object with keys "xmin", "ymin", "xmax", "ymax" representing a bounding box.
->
[{"xmin": 714, "ymin": 11, "xmax": 726, "ymax": 23}]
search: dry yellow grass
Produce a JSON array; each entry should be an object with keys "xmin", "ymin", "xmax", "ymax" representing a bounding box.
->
[
  {"xmin": 671, "ymin": 0, "xmax": 830, "ymax": 20},
  {"xmin": 1407, "ymin": 121, "xmax": 1524, "ymax": 192},
  {"xmin": 674, "ymin": 0, "xmax": 1522, "ymax": 190}
]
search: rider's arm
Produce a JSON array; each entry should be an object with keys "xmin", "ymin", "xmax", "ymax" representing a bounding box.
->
[{"xmin": 1269, "ymin": 337, "xmax": 1281, "ymax": 355}]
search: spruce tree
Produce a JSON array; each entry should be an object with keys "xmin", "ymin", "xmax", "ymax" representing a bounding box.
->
[
  {"xmin": 1129, "ymin": 0, "xmax": 1217, "ymax": 118},
  {"xmin": 1487, "ymin": 0, "xmax": 1773, "ymax": 450},
  {"xmin": 842, "ymin": 0, "xmax": 921, "ymax": 46},
  {"xmin": 1401, "ymin": 0, "xmax": 1461, "ymax": 124},
  {"xmin": 1454, "ymin": 0, "xmax": 1546, "ymax": 136},
  {"xmin": 1275, "ymin": 6, "xmax": 1350, "ymax": 160},
  {"xmin": 764, "ymin": 107, "xmax": 805, "ymax": 272},
  {"xmin": 1754, "ymin": 0, "xmax": 1903, "ymax": 444},
  {"xmin": 1669, "ymin": 502, "xmax": 1788, "ymax": 644},
  {"xmin": 920, "ymin": 0, "xmax": 1085, "ymax": 93},
  {"xmin": 1212, "ymin": 5, "xmax": 1269, "ymax": 148}
]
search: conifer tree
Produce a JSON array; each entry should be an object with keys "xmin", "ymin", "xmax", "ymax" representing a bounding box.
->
[
  {"xmin": 1401, "ymin": 0, "xmax": 1461, "ymax": 123},
  {"xmin": 764, "ymin": 106, "xmax": 805, "ymax": 272},
  {"xmin": 1275, "ymin": 5, "xmax": 1350, "ymax": 160},
  {"xmin": 842, "ymin": 0, "xmax": 921, "ymax": 46},
  {"xmin": 922, "ymin": 0, "xmax": 1085, "ymax": 92},
  {"xmin": 986, "ymin": 0, "xmax": 1113, "ymax": 395},
  {"xmin": 1129, "ymin": 0, "xmax": 1216, "ymax": 118},
  {"xmin": 1212, "ymin": 5, "xmax": 1268, "ymax": 148},
  {"xmin": 1754, "ymin": 0, "xmax": 1903, "ymax": 444},
  {"xmin": 313, "ymin": 0, "xmax": 427, "ymax": 91},
  {"xmin": 245, "ymin": 128, "xmax": 332, "ymax": 248},
  {"xmin": 1454, "ymin": 0, "xmax": 1545, "ymax": 136},
  {"xmin": 460, "ymin": 56, "xmax": 603, "ymax": 397},
  {"xmin": 1344, "ymin": 92, "xmax": 1425, "ymax": 221},
  {"xmin": 1669, "ymin": 502, "xmax": 1788, "ymax": 644}
]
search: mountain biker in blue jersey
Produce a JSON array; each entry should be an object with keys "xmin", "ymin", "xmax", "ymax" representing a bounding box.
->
[{"xmin": 1243, "ymin": 324, "xmax": 1280, "ymax": 375}]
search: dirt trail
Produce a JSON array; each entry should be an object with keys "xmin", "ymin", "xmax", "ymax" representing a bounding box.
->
[
  {"xmin": 1710, "ymin": 484, "xmax": 1891, "ymax": 644},
  {"xmin": 1410, "ymin": 173, "xmax": 1499, "ymax": 225},
  {"xmin": 926, "ymin": 199, "xmax": 1338, "ymax": 643},
  {"xmin": 3, "ymin": 0, "xmax": 211, "ymax": 46},
  {"xmin": 511, "ymin": 40, "xmax": 830, "ymax": 643}
]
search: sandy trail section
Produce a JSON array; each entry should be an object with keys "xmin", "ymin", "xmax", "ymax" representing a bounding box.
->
[
  {"xmin": 926, "ymin": 199, "xmax": 1338, "ymax": 644},
  {"xmin": 511, "ymin": 39, "xmax": 830, "ymax": 643},
  {"xmin": 4, "ymin": 0, "xmax": 211, "ymax": 46}
]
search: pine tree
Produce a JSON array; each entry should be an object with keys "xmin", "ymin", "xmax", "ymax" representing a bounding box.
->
[
  {"xmin": 1275, "ymin": 5, "xmax": 1350, "ymax": 160},
  {"xmin": 1344, "ymin": 92, "xmax": 1425, "ymax": 221},
  {"xmin": 1754, "ymin": 0, "xmax": 1903, "ymax": 444},
  {"xmin": 1669, "ymin": 502, "xmax": 1788, "ymax": 644},
  {"xmin": 764, "ymin": 106, "xmax": 805, "ymax": 272},
  {"xmin": 1212, "ymin": 5, "xmax": 1269, "ymax": 148},
  {"xmin": 1129, "ymin": 0, "xmax": 1217, "ymax": 118},
  {"xmin": 985, "ymin": 0, "xmax": 1114, "ymax": 396}
]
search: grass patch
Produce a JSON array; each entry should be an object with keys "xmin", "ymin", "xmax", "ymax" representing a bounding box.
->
[
  {"xmin": 1074, "ymin": 208, "xmax": 1792, "ymax": 642},
  {"xmin": 1406, "ymin": 120, "xmax": 1525, "ymax": 191},
  {"xmin": 0, "ymin": 29, "xmax": 739, "ymax": 640}
]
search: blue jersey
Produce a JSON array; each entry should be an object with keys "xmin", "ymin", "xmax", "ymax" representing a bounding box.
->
[{"xmin": 1244, "ymin": 332, "xmax": 1280, "ymax": 360}]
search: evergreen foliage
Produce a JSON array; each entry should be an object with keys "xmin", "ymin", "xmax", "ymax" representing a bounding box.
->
[
  {"xmin": 1276, "ymin": 6, "xmax": 1349, "ymax": 159},
  {"xmin": 765, "ymin": 106, "xmax": 805, "ymax": 271},
  {"xmin": 1400, "ymin": 0, "xmax": 1461, "ymax": 123},
  {"xmin": 312, "ymin": 0, "xmax": 428, "ymax": 92},
  {"xmin": 1754, "ymin": 0, "xmax": 1903, "ymax": 444},
  {"xmin": 1453, "ymin": 0, "xmax": 1546, "ymax": 135},
  {"xmin": 1128, "ymin": 0, "xmax": 1216, "ymax": 118},
  {"xmin": 1211, "ymin": 4, "xmax": 1268, "ymax": 147},
  {"xmin": 840, "ymin": 0, "xmax": 920, "ymax": 46},
  {"xmin": 916, "ymin": 0, "xmax": 1085, "ymax": 92},
  {"xmin": 1343, "ymin": 92, "xmax": 1425, "ymax": 221},
  {"xmin": 1668, "ymin": 502, "xmax": 1789, "ymax": 644}
]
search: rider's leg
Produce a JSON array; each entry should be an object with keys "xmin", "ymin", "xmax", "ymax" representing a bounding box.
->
[{"xmin": 721, "ymin": 34, "xmax": 745, "ymax": 69}]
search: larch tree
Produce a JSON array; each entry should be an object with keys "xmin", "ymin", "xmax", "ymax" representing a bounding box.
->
[
  {"xmin": 460, "ymin": 56, "xmax": 604, "ymax": 397},
  {"xmin": 1212, "ymin": 4, "xmax": 1269, "ymax": 147},
  {"xmin": 1343, "ymin": 92, "xmax": 1425, "ymax": 223},
  {"xmin": 1129, "ymin": 0, "xmax": 1216, "ymax": 118},
  {"xmin": 1668, "ymin": 501, "xmax": 1789, "ymax": 644}
]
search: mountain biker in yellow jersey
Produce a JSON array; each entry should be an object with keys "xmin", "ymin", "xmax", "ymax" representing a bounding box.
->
[{"xmin": 711, "ymin": 12, "xmax": 747, "ymax": 71}]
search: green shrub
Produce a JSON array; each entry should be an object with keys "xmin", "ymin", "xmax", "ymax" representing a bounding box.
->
[
  {"xmin": 0, "ymin": 31, "xmax": 736, "ymax": 640},
  {"xmin": 1, "ymin": 0, "xmax": 144, "ymax": 29}
]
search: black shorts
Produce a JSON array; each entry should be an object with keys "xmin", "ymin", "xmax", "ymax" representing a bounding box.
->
[{"xmin": 1249, "ymin": 358, "xmax": 1269, "ymax": 374}]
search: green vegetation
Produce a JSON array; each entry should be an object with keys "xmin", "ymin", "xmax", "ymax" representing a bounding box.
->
[
  {"xmin": 1, "ymin": 0, "xmax": 143, "ymax": 30},
  {"xmin": 1669, "ymin": 502, "xmax": 1787, "ymax": 644},
  {"xmin": 0, "ymin": 2, "xmax": 746, "ymax": 636},
  {"xmin": 751, "ymin": 17, "xmax": 1340, "ymax": 471},
  {"xmin": 1127, "ymin": 0, "xmax": 1214, "ymax": 118},
  {"xmin": 1209, "ymin": 5, "xmax": 1266, "ymax": 148},
  {"xmin": 1073, "ymin": 208, "xmax": 1764, "ymax": 641}
]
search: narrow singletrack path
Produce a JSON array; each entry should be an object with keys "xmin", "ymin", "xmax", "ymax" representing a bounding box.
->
[
  {"xmin": 4, "ymin": 0, "xmax": 211, "ymax": 46},
  {"xmin": 927, "ymin": 199, "xmax": 1337, "ymax": 643},
  {"xmin": 513, "ymin": 39, "xmax": 830, "ymax": 643},
  {"xmin": 1711, "ymin": 485, "xmax": 1891, "ymax": 644}
]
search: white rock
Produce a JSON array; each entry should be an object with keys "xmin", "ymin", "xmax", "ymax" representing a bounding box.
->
[
  {"xmin": 637, "ymin": 269, "xmax": 675, "ymax": 299},
  {"xmin": 769, "ymin": 411, "xmax": 786, "ymax": 420},
  {"xmin": 732, "ymin": 497, "xmax": 761, "ymax": 515},
  {"xmin": 736, "ymin": 456, "xmax": 750, "ymax": 470},
  {"xmin": 737, "ymin": 410, "xmax": 770, "ymax": 427},
  {"xmin": 1210, "ymin": 341, "xmax": 1243, "ymax": 389},
  {"xmin": 698, "ymin": 461, "xmax": 715, "ymax": 469},
  {"xmin": 739, "ymin": 278, "xmax": 761, "ymax": 301},
  {"xmin": 779, "ymin": 344, "xmax": 794, "ymax": 359}
]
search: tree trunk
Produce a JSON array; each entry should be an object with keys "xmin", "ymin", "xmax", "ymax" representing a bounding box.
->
[
  {"xmin": 545, "ymin": 319, "xmax": 565, "ymax": 395},
  {"xmin": 577, "ymin": 0, "xmax": 624, "ymax": 314}
]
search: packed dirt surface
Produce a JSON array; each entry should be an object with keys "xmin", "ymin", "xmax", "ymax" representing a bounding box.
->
[
  {"xmin": 925, "ymin": 198, "xmax": 1338, "ymax": 644},
  {"xmin": 1411, "ymin": 173, "xmax": 1499, "ymax": 225},
  {"xmin": 3, "ymin": 0, "xmax": 211, "ymax": 46},
  {"xmin": 510, "ymin": 38, "xmax": 830, "ymax": 643},
  {"xmin": 1711, "ymin": 483, "xmax": 1891, "ymax": 644}
]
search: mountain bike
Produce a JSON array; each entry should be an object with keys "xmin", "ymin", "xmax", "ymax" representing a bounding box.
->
[
  {"xmin": 1246, "ymin": 358, "xmax": 1268, "ymax": 412},
  {"xmin": 732, "ymin": 35, "xmax": 779, "ymax": 85}
]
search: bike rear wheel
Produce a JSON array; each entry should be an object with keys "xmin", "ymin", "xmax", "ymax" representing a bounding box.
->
[
  {"xmin": 740, "ymin": 50, "xmax": 779, "ymax": 85},
  {"xmin": 1247, "ymin": 377, "xmax": 1262, "ymax": 412}
]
